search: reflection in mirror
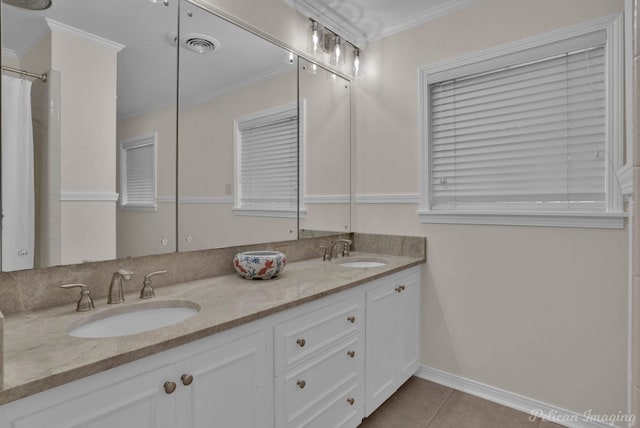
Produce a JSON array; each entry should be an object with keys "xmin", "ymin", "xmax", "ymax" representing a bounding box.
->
[
  {"xmin": 298, "ymin": 58, "xmax": 351, "ymax": 239},
  {"xmin": 177, "ymin": 1, "xmax": 299, "ymax": 251},
  {"xmin": 1, "ymin": 0, "xmax": 178, "ymax": 271}
]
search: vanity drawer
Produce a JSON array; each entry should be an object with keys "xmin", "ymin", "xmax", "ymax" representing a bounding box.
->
[
  {"xmin": 275, "ymin": 335, "xmax": 363, "ymax": 427},
  {"xmin": 288, "ymin": 381, "xmax": 363, "ymax": 428},
  {"xmin": 275, "ymin": 294, "xmax": 363, "ymax": 375}
]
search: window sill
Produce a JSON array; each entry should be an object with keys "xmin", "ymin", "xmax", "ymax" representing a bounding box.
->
[
  {"xmin": 417, "ymin": 210, "xmax": 626, "ymax": 229},
  {"xmin": 119, "ymin": 204, "xmax": 157, "ymax": 212},
  {"xmin": 232, "ymin": 207, "xmax": 307, "ymax": 219}
]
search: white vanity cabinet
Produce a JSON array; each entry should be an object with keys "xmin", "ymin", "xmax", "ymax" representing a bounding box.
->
[
  {"xmin": 0, "ymin": 264, "xmax": 422, "ymax": 428},
  {"xmin": 174, "ymin": 330, "xmax": 271, "ymax": 428},
  {"xmin": 1, "ymin": 362, "xmax": 176, "ymax": 428},
  {"xmin": 0, "ymin": 327, "xmax": 271, "ymax": 428},
  {"xmin": 274, "ymin": 294, "xmax": 365, "ymax": 428},
  {"xmin": 365, "ymin": 267, "xmax": 421, "ymax": 416}
]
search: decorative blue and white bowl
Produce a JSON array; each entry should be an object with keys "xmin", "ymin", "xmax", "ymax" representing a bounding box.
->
[{"xmin": 233, "ymin": 251, "xmax": 287, "ymax": 280}]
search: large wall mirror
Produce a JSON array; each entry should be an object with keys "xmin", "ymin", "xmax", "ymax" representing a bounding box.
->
[
  {"xmin": 298, "ymin": 57, "xmax": 351, "ymax": 239},
  {"xmin": 177, "ymin": 1, "xmax": 299, "ymax": 251},
  {"xmin": 1, "ymin": 0, "xmax": 178, "ymax": 272},
  {"xmin": 1, "ymin": 0, "xmax": 351, "ymax": 272}
]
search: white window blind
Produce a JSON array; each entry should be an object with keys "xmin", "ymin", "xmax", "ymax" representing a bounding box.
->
[
  {"xmin": 236, "ymin": 106, "xmax": 298, "ymax": 213},
  {"xmin": 120, "ymin": 134, "xmax": 156, "ymax": 209},
  {"xmin": 429, "ymin": 45, "xmax": 607, "ymax": 213}
]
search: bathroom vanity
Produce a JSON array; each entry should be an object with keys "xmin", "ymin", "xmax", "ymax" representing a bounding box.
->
[{"xmin": 0, "ymin": 249, "xmax": 423, "ymax": 428}]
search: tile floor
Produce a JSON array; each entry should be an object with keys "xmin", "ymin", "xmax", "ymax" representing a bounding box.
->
[{"xmin": 359, "ymin": 377, "xmax": 565, "ymax": 428}]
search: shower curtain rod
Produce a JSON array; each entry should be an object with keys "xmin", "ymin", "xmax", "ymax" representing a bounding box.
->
[{"xmin": 1, "ymin": 65, "xmax": 47, "ymax": 83}]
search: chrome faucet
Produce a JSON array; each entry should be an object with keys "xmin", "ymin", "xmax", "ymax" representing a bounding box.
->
[
  {"xmin": 323, "ymin": 239, "xmax": 353, "ymax": 261},
  {"xmin": 108, "ymin": 269, "xmax": 134, "ymax": 304}
]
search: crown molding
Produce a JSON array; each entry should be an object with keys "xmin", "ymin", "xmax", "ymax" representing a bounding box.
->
[
  {"xmin": 46, "ymin": 18, "xmax": 125, "ymax": 52},
  {"xmin": 377, "ymin": 0, "xmax": 481, "ymax": 41},
  {"xmin": 284, "ymin": 0, "xmax": 480, "ymax": 44}
]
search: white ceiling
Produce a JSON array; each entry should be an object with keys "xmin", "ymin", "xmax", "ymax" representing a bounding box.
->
[
  {"xmin": 2, "ymin": 0, "xmax": 294, "ymax": 119},
  {"xmin": 286, "ymin": 0, "xmax": 481, "ymax": 45}
]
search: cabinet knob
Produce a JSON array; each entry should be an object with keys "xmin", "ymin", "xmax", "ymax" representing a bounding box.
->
[
  {"xmin": 164, "ymin": 381, "xmax": 177, "ymax": 394},
  {"xmin": 347, "ymin": 315, "xmax": 356, "ymax": 323},
  {"xmin": 296, "ymin": 379, "xmax": 306, "ymax": 389},
  {"xmin": 296, "ymin": 338, "xmax": 306, "ymax": 347},
  {"xmin": 400, "ymin": 285, "xmax": 406, "ymax": 291},
  {"xmin": 395, "ymin": 286, "xmax": 402, "ymax": 293},
  {"xmin": 347, "ymin": 350, "xmax": 355, "ymax": 358},
  {"xmin": 181, "ymin": 374, "xmax": 194, "ymax": 386},
  {"xmin": 347, "ymin": 397, "xmax": 355, "ymax": 406}
]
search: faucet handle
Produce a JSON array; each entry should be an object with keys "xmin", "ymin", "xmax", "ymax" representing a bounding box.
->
[
  {"xmin": 59, "ymin": 283, "xmax": 95, "ymax": 312},
  {"xmin": 319, "ymin": 246, "xmax": 329, "ymax": 261},
  {"xmin": 140, "ymin": 270, "xmax": 167, "ymax": 299},
  {"xmin": 341, "ymin": 241, "xmax": 352, "ymax": 257}
]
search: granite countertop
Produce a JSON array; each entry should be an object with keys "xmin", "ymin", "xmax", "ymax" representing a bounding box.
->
[{"xmin": 0, "ymin": 252, "xmax": 423, "ymax": 405}]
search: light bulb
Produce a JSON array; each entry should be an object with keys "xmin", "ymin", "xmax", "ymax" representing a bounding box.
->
[
  {"xmin": 308, "ymin": 20, "xmax": 321, "ymax": 55},
  {"xmin": 331, "ymin": 36, "xmax": 343, "ymax": 66},
  {"xmin": 352, "ymin": 48, "xmax": 362, "ymax": 77},
  {"xmin": 312, "ymin": 25, "xmax": 319, "ymax": 53}
]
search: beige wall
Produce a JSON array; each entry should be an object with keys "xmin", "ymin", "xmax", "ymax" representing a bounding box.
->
[
  {"xmin": 50, "ymin": 28, "xmax": 119, "ymax": 264},
  {"xmin": 206, "ymin": 0, "xmax": 630, "ymax": 417},
  {"xmin": 355, "ymin": 0, "xmax": 628, "ymax": 417}
]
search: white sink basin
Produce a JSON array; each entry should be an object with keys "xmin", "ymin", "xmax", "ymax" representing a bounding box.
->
[
  {"xmin": 68, "ymin": 300, "xmax": 200, "ymax": 338},
  {"xmin": 335, "ymin": 257, "xmax": 388, "ymax": 268}
]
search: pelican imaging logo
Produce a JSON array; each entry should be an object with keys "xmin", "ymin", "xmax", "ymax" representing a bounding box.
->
[{"xmin": 529, "ymin": 409, "xmax": 636, "ymax": 426}]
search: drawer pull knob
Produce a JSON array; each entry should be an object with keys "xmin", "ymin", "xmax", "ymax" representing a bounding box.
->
[
  {"xmin": 181, "ymin": 374, "xmax": 193, "ymax": 386},
  {"xmin": 347, "ymin": 315, "xmax": 356, "ymax": 323},
  {"xmin": 347, "ymin": 350, "xmax": 355, "ymax": 358},
  {"xmin": 347, "ymin": 397, "xmax": 355, "ymax": 406},
  {"xmin": 296, "ymin": 338, "xmax": 306, "ymax": 347},
  {"xmin": 164, "ymin": 381, "xmax": 177, "ymax": 394},
  {"xmin": 297, "ymin": 379, "xmax": 306, "ymax": 389},
  {"xmin": 395, "ymin": 286, "xmax": 402, "ymax": 293},
  {"xmin": 400, "ymin": 285, "xmax": 406, "ymax": 291}
]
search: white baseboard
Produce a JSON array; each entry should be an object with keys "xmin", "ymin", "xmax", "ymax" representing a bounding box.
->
[{"xmin": 415, "ymin": 365, "xmax": 625, "ymax": 428}]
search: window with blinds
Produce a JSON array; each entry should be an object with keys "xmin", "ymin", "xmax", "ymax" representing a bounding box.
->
[
  {"xmin": 120, "ymin": 133, "xmax": 157, "ymax": 210},
  {"xmin": 234, "ymin": 105, "xmax": 299, "ymax": 216},
  {"xmin": 420, "ymin": 19, "xmax": 624, "ymax": 227}
]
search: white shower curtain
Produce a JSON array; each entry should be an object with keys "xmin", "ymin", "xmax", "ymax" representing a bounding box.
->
[{"xmin": 2, "ymin": 75, "xmax": 35, "ymax": 271}]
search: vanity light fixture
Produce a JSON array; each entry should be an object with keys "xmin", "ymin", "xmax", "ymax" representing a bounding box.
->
[{"xmin": 306, "ymin": 17, "xmax": 362, "ymax": 78}]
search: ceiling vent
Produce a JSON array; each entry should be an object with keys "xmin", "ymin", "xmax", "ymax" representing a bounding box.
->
[{"xmin": 166, "ymin": 32, "xmax": 220, "ymax": 54}]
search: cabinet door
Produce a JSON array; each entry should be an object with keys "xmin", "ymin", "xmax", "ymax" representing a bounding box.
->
[
  {"xmin": 3, "ymin": 364, "xmax": 175, "ymax": 428},
  {"xmin": 176, "ymin": 330, "xmax": 271, "ymax": 428},
  {"xmin": 364, "ymin": 281, "xmax": 398, "ymax": 416},
  {"xmin": 396, "ymin": 271, "xmax": 421, "ymax": 382}
]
